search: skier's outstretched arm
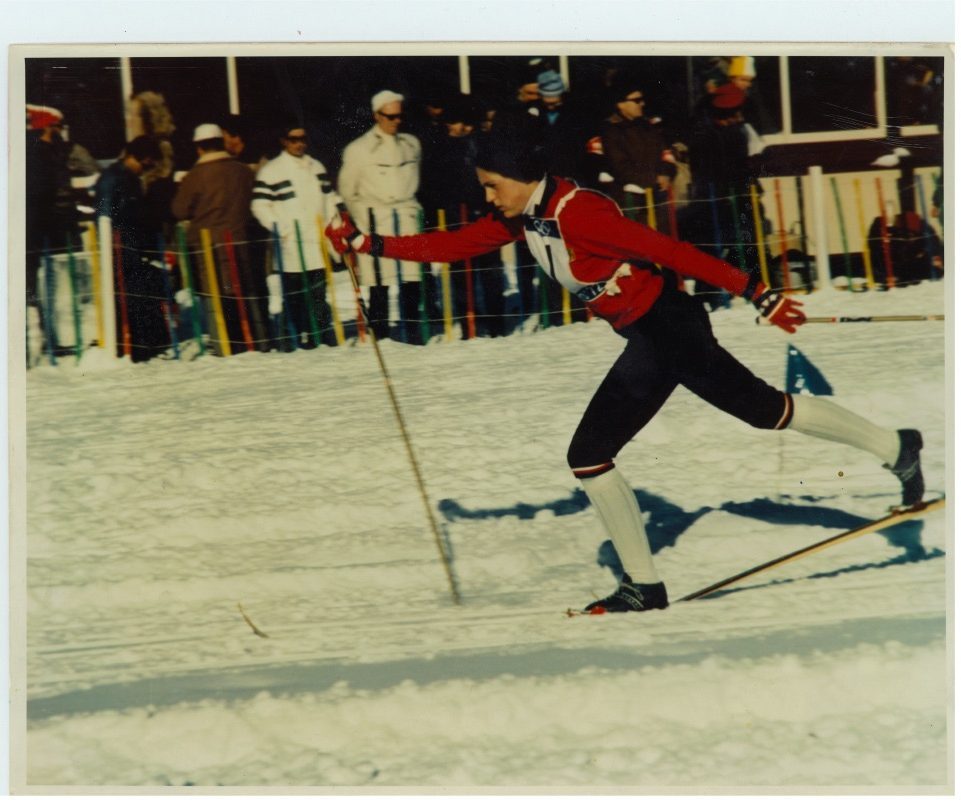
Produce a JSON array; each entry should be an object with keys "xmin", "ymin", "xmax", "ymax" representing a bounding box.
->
[{"xmin": 326, "ymin": 207, "xmax": 521, "ymax": 264}]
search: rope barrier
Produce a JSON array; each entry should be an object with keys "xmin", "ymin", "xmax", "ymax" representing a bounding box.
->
[{"xmin": 27, "ymin": 166, "xmax": 946, "ymax": 367}]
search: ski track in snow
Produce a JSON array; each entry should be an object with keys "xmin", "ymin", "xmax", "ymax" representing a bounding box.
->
[{"xmin": 20, "ymin": 283, "xmax": 949, "ymax": 789}]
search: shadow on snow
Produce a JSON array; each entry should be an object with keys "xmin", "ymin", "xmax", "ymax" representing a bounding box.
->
[{"xmin": 438, "ymin": 489, "xmax": 939, "ymax": 582}]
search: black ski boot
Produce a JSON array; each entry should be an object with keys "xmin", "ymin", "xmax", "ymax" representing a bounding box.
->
[
  {"xmin": 584, "ymin": 573, "xmax": 669, "ymax": 614},
  {"xmin": 884, "ymin": 429, "xmax": 924, "ymax": 508}
]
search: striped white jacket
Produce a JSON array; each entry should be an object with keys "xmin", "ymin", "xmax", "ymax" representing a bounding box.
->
[{"xmin": 251, "ymin": 151, "xmax": 342, "ymax": 272}]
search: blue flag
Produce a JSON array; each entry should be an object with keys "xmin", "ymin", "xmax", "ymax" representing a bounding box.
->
[{"xmin": 786, "ymin": 345, "xmax": 833, "ymax": 395}]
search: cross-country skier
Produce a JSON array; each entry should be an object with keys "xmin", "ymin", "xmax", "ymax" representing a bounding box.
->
[{"xmin": 325, "ymin": 126, "xmax": 925, "ymax": 615}]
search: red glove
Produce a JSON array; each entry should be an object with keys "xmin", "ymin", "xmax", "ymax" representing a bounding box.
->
[
  {"xmin": 752, "ymin": 287, "xmax": 806, "ymax": 333},
  {"xmin": 324, "ymin": 211, "xmax": 372, "ymax": 255}
]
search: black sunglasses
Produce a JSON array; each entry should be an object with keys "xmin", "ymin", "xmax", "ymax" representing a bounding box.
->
[
  {"xmin": 285, "ymin": 135, "xmax": 309, "ymax": 142},
  {"xmin": 378, "ymin": 112, "xmax": 404, "ymax": 121}
]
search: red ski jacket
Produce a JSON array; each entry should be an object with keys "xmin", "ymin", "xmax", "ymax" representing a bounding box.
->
[{"xmin": 378, "ymin": 176, "xmax": 757, "ymax": 330}]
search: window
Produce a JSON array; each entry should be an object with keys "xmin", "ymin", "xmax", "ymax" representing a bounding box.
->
[
  {"xmin": 25, "ymin": 58, "xmax": 125, "ymax": 160},
  {"xmin": 884, "ymin": 56, "xmax": 944, "ymax": 132},
  {"xmin": 788, "ymin": 56, "xmax": 878, "ymax": 135}
]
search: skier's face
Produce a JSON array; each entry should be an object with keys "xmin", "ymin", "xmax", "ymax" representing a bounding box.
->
[{"xmin": 476, "ymin": 168, "xmax": 539, "ymax": 218}]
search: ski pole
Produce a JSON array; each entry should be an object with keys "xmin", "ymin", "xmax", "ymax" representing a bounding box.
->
[
  {"xmin": 802, "ymin": 314, "xmax": 944, "ymax": 324},
  {"xmin": 336, "ymin": 204, "xmax": 462, "ymax": 605},
  {"xmin": 41, "ymin": 241, "xmax": 58, "ymax": 366}
]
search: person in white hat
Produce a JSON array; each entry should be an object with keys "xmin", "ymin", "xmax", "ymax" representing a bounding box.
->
[
  {"xmin": 173, "ymin": 123, "xmax": 264, "ymax": 354},
  {"xmin": 337, "ymin": 90, "xmax": 423, "ymax": 342}
]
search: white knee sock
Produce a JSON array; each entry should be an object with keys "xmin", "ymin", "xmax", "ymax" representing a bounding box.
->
[
  {"xmin": 580, "ymin": 468, "xmax": 660, "ymax": 584},
  {"xmin": 788, "ymin": 395, "xmax": 900, "ymax": 465}
]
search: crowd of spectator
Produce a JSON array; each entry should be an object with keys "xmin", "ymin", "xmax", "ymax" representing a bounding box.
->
[{"xmin": 24, "ymin": 56, "xmax": 944, "ymax": 364}]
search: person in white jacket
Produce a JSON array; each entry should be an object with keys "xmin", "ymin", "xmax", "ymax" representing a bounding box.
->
[
  {"xmin": 251, "ymin": 123, "xmax": 340, "ymax": 349},
  {"xmin": 338, "ymin": 90, "xmax": 424, "ymax": 342}
]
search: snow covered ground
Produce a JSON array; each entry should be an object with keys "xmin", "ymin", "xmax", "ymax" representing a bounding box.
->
[{"xmin": 15, "ymin": 281, "xmax": 949, "ymax": 791}]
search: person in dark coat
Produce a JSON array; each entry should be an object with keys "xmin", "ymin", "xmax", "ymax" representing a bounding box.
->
[
  {"xmin": 25, "ymin": 105, "xmax": 78, "ymax": 355},
  {"xmin": 683, "ymin": 83, "xmax": 765, "ymax": 309},
  {"xmin": 173, "ymin": 123, "xmax": 262, "ymax": 354},
  {"xmin": 95, "ymin": 136, "xmax": 170, "ymax": 362},
  {"xmin": 600, "ymin": 77, "xmax": 677, "ymax": 231}
]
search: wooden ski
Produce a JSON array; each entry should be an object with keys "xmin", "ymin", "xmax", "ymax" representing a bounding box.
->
[{"xmin": 679, "ymin": 496, "xmax": 946, "ymax": 602}]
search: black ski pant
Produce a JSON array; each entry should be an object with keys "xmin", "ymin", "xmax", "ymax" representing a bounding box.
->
[{"xmin": 567, "ymin": 284, "xmax": 790, "ymax": 472}]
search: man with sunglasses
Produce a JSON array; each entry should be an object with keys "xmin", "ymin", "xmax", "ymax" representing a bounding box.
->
[
  {"xmin": 251, "ymin": 122, "xmax": 339, "ymax": 349},
  {"xmin": 600, "ymin": 75, "xmax": 677, "ymax": 227},
  {"xmin": 338, "ymin": 90, "xmax": 423, "ymax": 342}
]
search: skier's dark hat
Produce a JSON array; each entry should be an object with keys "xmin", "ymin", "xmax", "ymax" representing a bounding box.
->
[{"xmin": 472, "ymin": 120, "xmax": 546, "ymax": 182}]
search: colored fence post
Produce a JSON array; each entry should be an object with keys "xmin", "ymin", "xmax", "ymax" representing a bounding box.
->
[
  {"xmin": 293, "ymin": 220, "xmax": 322, "ymax": 347},
  {"xmin": 113, "ymin": 231, "xmax": 132, "ymax": 358},
  {"xmin": 707, "ymin": 183, "xmax": 731, "ymax": 307},
  {"xmin": 773, "ymin": 179, "xmax": 792, "ymax": 290},
  {"xmin": 86, "ymin": 222, "xmax": 105, "ymax": 347},
  {"xmin": 644, "ymin": 187, "xmax": 656, "ymax": 230},
  {"xmin": 392, "ymin": 208, "xmax": 408, "ymax": 343},
  {"xmin": 915, "ymin": 174, "xmax": 939, "ymax": 280},
  {"xmin": 807, "ymin": 165, "xmax": 833, "ymax": 291},
  {"xmin": 512, "ymin": 241, "xmax": 527, "ymax": 328},
  {"xmin": 41, "ymin": 241, "xmax": 58, "ymax": 366},
  {"xmin": 873, "ymin": 177, "xmax": 896, "ymax": 289},
  {"xmin": 749, "ymin": 184, "xmax": 771, "ymax": 288},
  {"xmin": 728, "ymin": 191, "xmax": 747, "ymax": 272},
  {"xmin": 459, "ymin": 203, "xmax": 477, "ymax": 339},
  {"xmin": 97, "ymin": 216, "xmax": 117, "ymax": 357},
  {"xmin": 829, "ymin": 177, "xmax": 855, "ymax": 291},
  {"xmin": 416, "ymin": 209, "xmax": 431, "ymax": 344},
  {"xmin": 666, "ymin": 184, "xmax": 679, "ymax": 239},
  {"xmin": 793, "ymin": 175, "xmax": 813, "ymax": 292},
  {"xmin": 538, "ymin": 271, "xmax": 551, "ymax": 329},
  {"xmin": 200, "ymin": 227, "xmax": 232, "ymax": 356},
  {"xmin": 223, "ymin": 230, "xmax": 255, "ymax": 352},
  {"xmin": 852, "ymin": 178, "xmax": 877, "ymax": 289},
  {"xmin": 175, "ymin": 224, "xmax": 207, "ymax": 356},
  {"xmin": 367, "ymin": 207, "xmax": 383, "ymax": 289},
  {"xmin": 437, "ymin": 209, "xmax": 454, "ymax": 342},
  {"xmin": 317, "ymin": 217, "xmax": 346, "ymax": 346},
  {"xmin": 65, "ymin": 232, "xmax": 83, "ymax": 363},
  {"xmin": 156, "ymin": 234, "xmax": 180, "ymax": 360},
  {"xmin": 271, "ymin": 224, "xmax": 301, "ymax": 349}
]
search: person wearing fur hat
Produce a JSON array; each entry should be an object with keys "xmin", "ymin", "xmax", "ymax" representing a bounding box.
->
[{"xmin": 338, "ymin": 90, "xmax": 424, "ymax": 342}]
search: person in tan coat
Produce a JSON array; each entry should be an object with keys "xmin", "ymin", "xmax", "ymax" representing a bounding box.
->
[{"xmin": 172, "ymin": 123, "xmax": 264, "ymax": 354}]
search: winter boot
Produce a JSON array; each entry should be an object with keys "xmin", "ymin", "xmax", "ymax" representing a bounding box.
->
[
  {"xmin": 884, "ymin": 429, "xmax": 925, "ymax": 508},
  {"xmin": 584, "ymin": 573, "xmax": 669, "ymax": 614}
]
